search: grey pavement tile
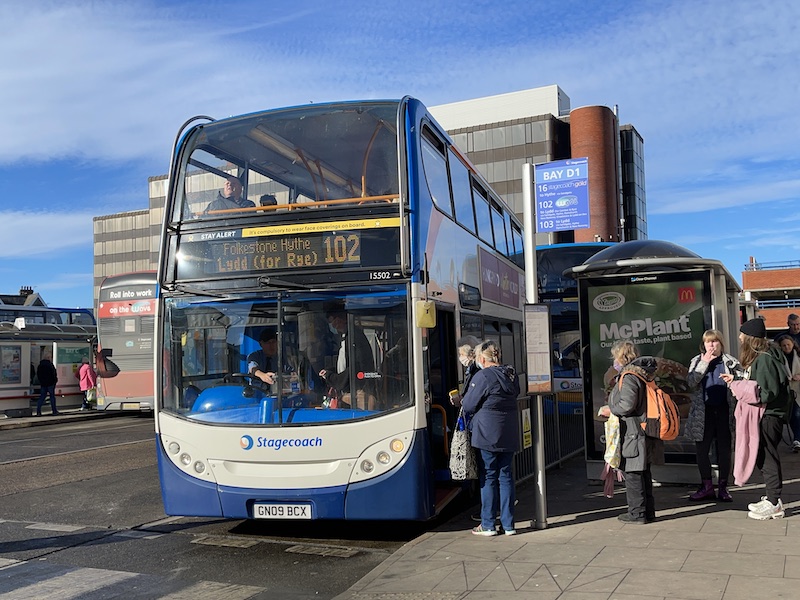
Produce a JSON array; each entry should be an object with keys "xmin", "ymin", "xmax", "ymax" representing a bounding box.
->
[
  {"xmin": 356, "ymin": 559, "xmax": 464, "ymax": 594},
  {"xmin": 463, "ymin": 560, "xmax": 511, "ymax": 591},
  {"xmin": 570, "ymin": 526, "xmax": 658, "ymax": 548},
  {"xmin": 737, "ymin": 532, "xmax": 800, "ymax": 556},
  {"xmin": 681, "ymin": 549, "xmax": 785, "ymax": 577},
  {"xmin": 504, "ymin": 525, "xmax": 583, "ymax": 544},
  {"xmin": 498, "ymin": 560, "xmax": 550, "ymax": 590},
  {"xmin": 474, "ymin": 563, "xmax": 522, "ymax": 591},
  {"xmin": 723, "ymin": 574, "xmax": 798, "ymax": 599},
  {"xmin": 560, "ymin": 565, "xmax": 628, "ymax": 594},
  {"xmin": 508, "ymin": 542, "xmax": 605, "ymax": 566},
  {"xmin": 647, "ymin": 530, "xmax": 742, "ymax": 551},
  {"xmin": 589, "ymin": 546, "xmax": 689, "ymax": 571},
  {"xmin": 636, "ymin": 514, "xmax": 707, "ymax": 532},
  {"xmin": 614, "ymin": 569, "xmax": 728, "ymax": 600},
  {"xmin": 432, "ymin": 537, "xmax": 527, "ymax": 562},
  {"xmin": 700, "ymin": 515, "xmax": 788, "ymax": 536},
  {"xmin": 432, "ymin": 563, "xmax": 468, "ymax": 593},
  {"xmin": 784, "ymin": 554, "xmax": 800, "ymax": 578},
  {"xmin": 522, "ymin": 564, "xmax": 586, "ymax": 592},
  {"xmin": 543, "ymin": 591, "xmax": 613, "ymax": 600},
  {"xmin": 516, "ymin": 564, "xmax": 567, "ymax": 594},
  {"xmin": 462, "ymin": 591, "xmax": 561, "ymax": 599}
]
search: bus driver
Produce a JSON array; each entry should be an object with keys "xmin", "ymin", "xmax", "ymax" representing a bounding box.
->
[
  {"xmin": 203, "ymin": 176, "xmax": 255, "ymax": 213},
  {"xmin": 247, "ymin": 329, "xmax": 324, "ymax": 397}
]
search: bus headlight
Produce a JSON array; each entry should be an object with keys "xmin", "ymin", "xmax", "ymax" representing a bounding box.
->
[
  {"xmin": 180, "ymin": 453, "xmax": 192, "ymax": 466},
  {"xmin": 350, "ymin": 433, "xmax": 412, "ymax": 483},
  {"xmin": 168, "ymin": 442, "xmax": 181, "ymax": 455},
  {"xmin": 193, "ymin": 461, "xmax": 206, "ymax": 474}
]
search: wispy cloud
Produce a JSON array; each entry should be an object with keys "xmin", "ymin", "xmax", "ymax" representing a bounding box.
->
[
  {"xmin": 0, "ymin": 211, "xmax": 93, "ymax": 258},
  {"xmin": 649, "ymin": 178, "xmax": 800, "ymax": 215}
]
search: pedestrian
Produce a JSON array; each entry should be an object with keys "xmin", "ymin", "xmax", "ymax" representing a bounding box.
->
[
  {"xmin": 449, "ymin": 335, "xmax": 480, "ymax": 407},
  {"xmin": 684, "ymin": 330, "xmax": 741, "ymax": 502},
  {"xmin": 75, "ymin": 356, "xmax": 97, "ymax": 411},
  {"xmin": 461, "ymin": 340, "xmax": 520, "ymax": 536},
  {"xmin": 774, "ymin": 313, "xmax": 800, "ymax": 347},
  {"xmin": 601, "ymin": 340, "xmax": 664, "ymax": 524},
  {"xmin": 722, "ymin": 318, "xmax": 792, "ymax": 520},
  {"xmin": 36, "ymin": 355, "xmax": 60, "ymax": 416},
  {"xmin": 775, "ymin": 333, "xmax": 800, "ymax": 452}
]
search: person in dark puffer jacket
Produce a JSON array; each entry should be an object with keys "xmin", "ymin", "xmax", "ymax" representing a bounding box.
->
[{"xmin": 604, "ymin": 340, "xmax": 664, "ymax": 524}]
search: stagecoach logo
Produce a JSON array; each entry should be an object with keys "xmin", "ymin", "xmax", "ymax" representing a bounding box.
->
[
  {"xmin": 592, "ymin": 291, "xmax": 625, "ymax": 312},
  {"xmin": 239, "ymin": 434, "xmax": 324, "ymax": 451}
]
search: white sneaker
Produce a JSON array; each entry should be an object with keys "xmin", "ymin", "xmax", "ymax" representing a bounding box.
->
[
  {"xmin": 748, "ymin": 496, "xmax": 771, "ymax": 512},
  {"xmin": 793, "ymin": 441, "xmax": 800, "ymax": 453},
  {"xmin": 748, "ymin": 499, "xmax": 784, "ymax": 520},
  {"xmin": 503, "ymin": 528, "xmax": 517, "ymax": 536}
]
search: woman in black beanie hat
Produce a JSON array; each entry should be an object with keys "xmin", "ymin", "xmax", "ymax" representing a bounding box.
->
[{"xmin": 721, "ymin": 318, "xmax": 791, "ymax": 520}]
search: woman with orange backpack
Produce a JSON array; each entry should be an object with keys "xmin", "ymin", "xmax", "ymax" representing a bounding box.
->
[{"xmin": 601, "ymin": 340, "xmax": 664, "ymax": 524}]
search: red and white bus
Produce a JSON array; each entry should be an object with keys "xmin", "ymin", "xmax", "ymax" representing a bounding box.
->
[{"xmin": 96, "ymin": 271, "xmax": 156, "ymax": 411}]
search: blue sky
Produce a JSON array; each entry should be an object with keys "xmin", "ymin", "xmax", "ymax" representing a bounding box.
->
[{"xmin": 1, "ymin": 0, "xmax": 799, "ymax": 308}]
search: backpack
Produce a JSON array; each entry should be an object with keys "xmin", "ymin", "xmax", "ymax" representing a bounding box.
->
[{"xmin": 618, "ymin": 371, "xmax": 680, "ymax": 441}]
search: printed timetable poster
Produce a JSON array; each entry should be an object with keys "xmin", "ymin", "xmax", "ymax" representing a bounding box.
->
[
  {"xmin": 534, "ymin": 157, "xmax": 590, "ymax": 233},
  {"xmin": 579, "ymin": 271, "xmax": 711, "ymax": 460}
]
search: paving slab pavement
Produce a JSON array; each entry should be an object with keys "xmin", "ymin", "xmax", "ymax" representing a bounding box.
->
[{"xmin": 335, "ymin": 444, "xmax": 800, "ymax": 600}]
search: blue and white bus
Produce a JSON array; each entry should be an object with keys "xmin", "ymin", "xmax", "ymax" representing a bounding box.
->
[{"xmin": 156, "ymin": 99, "xmax": 526, "ymax": 520}]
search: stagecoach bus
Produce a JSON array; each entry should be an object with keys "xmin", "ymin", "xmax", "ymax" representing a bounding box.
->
[
  {"xmin": 96, "ymin": 271, "xmax": 156, "ymax": 410},
  {"xmin": 156, "ymin": 98, "xmax": 526, "ymax": 520}
]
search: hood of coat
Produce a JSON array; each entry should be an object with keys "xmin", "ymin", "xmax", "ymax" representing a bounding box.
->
[
  {"xmin": 621, "ymin": 356, "xmax": 657, "ymax": 381},
  {"xmin": 484, "ymin": 364, "xmax": 520, "ymax": 395}
]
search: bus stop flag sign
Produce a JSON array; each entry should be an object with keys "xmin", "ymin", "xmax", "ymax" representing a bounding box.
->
[{"xmin": 534, "ymin": 157, "xmax": 590, "ymax": 233}]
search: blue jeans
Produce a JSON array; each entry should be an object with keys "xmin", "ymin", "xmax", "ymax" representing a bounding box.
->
[
  {"xmin": 790, "ymin": 402, "xmax": 800, "ymax": 443},
  {"xmin": 477, "ymin": 449, "xmax": 515, "ymax": 532},
  {"xmin": 37, "ymin": 385, "xmax": 57, "ymax": 415}
]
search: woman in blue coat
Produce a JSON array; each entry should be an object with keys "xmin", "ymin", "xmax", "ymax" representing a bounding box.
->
[{"xmin": 461, "ymin": 340, "xmax": 521, "ymax": 536}]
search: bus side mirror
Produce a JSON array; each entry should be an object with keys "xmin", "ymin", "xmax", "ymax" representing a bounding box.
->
[{"xmin": 415, "ymin": 300, "xmax": 436, "ymax": 328}]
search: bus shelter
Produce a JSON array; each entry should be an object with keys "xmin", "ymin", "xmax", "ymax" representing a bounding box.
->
[
  {"xmin": 564, "ymin": 240, "xmax": 741, "ymax": 483},
  {"xmin": 0, "ymin": 321, "xmax": 96, "ymax": 417}
]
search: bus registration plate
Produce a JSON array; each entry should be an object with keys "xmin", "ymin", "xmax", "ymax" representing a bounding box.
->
[{"xmin": 253, "ymin": 503, "xmax": 312, "ymax": 520}]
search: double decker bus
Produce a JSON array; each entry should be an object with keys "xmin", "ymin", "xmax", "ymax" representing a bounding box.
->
[
  {"xmin": 96, "ymin": 271, "xmax": 156, "ymax": 411},
  {"xmin": 156, "ymin": 99, "xmax": 526, "ymax": 521}
]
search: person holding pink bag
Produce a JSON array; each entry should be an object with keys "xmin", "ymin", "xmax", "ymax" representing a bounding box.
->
[{"xmin": 75, "ymin": 356, "xmax": 97, "ymax": 411}]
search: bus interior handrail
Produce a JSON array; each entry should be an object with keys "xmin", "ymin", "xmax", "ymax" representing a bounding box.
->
[{"xmin": 199, "ymin": 194, "xmax": 400, "ymax": 216}]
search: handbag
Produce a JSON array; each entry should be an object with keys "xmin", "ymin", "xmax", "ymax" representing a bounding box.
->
[
  {"xmin": 449, "ymin": 409, "xmax": 478, "ymax": 480},
  {"xmin": 86, "ymin": 387, "xmax": 97, "ymax": 402}
]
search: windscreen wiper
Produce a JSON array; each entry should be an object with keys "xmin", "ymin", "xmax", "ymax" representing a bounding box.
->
[
  {"xmin": 258, "ymin": 276, "xmax": 313, "ymax": 291},
  {"xmin": 165, "ymin": 283, "xmax": 229, "ymax": 298}
]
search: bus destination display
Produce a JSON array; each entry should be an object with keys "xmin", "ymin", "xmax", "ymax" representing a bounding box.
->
[
  {"xmin": 212, "ymin": 231, "xmax": 360, "ymax": 272},
  {"xmin": 177, "ymin": 218, "xmax": 400, "ymax": 278}
]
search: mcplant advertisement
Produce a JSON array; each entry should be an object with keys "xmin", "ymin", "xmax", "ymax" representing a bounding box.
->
[{"xmin": 585, "ymin": 274, "xmax": 708, "ymax": 457}]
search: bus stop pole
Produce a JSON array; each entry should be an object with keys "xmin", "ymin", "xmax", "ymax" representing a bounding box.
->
[{"xmin": 522, "ymin": 163, "xmax": 548, "ymax": 530}]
